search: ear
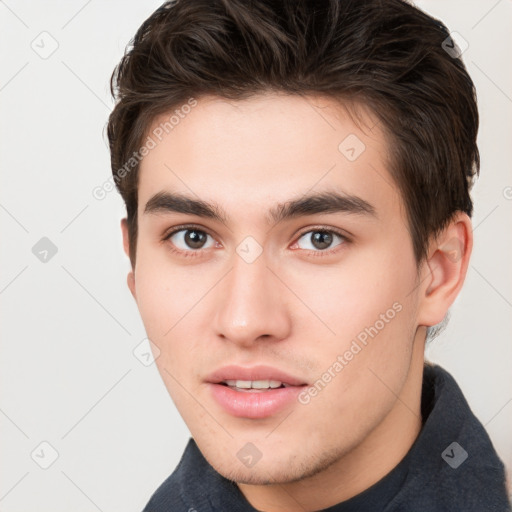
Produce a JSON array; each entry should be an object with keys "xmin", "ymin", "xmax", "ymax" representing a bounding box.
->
[
  {"xmin": 417, "ymin": 212, "xmax": 473, "ymax": 327},
  {"xmin": 121, "ymin": 218, "xmax": 136, "ymax": 300}
]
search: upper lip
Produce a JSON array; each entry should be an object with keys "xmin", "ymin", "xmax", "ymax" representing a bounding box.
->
[{"xmin": 205, "ymin": 365, "xmax": 307, "ymax": 386}]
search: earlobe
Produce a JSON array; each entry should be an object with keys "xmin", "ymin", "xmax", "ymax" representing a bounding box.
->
[
  {"xmin": 417, "ymin": 213, "xmax": 473, "ymax": 327},
  {"xmin": 127, "ymin": 271, "xmax": 136, "ymax": 300},
  {"xmin": 121, "ymin": 218, "xmax": 137, "ymax": 300}
]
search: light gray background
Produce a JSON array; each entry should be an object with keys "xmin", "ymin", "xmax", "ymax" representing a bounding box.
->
[{"xmin": 1, "ymin": 1, "xmax": 511, "ymax": 510}]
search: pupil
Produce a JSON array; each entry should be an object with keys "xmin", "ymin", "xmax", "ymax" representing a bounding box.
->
[
  {"xmin": 185, "ymin": 230, "xmax": 206, "ymax": 249},
  {"xmin": 312, "ymin": 231, "xmax": 332, "ymax": 250}
]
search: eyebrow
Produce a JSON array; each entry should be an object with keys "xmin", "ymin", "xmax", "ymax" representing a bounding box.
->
[{"xmin": 143, "ymin": 189, "xmax": 376, "ymax": 225}]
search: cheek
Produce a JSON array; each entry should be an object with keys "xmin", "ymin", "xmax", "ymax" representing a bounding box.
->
[
  {"xmin": 286, "ymin": 247, "xmax": 419, "ymax": 408},
  {"xmin": 132, "ymin": 250, "xmax": 215, "ymax": 382},
  {"xmin": 133, "ymin": 243, "xmax": 205, "ymax": 334},
  {"xmin": 282, "ymin": 244, "xmax": 418, "ymax": 346},
  {"xmin": 133, "ymin": 261, "xmax": 206, "ymax": 416},
  {"xmin": 133, "ymin": 266, "xmax": 172, "ymax": 338}
]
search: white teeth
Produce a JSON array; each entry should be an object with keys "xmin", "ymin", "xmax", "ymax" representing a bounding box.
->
[
  {"xmin": 252, "ymin": 379, "xmax": 282, "ymax": 389},
  {"xmin": 223, "ymin": 379, "xmax": 283, "ymax": 389}
]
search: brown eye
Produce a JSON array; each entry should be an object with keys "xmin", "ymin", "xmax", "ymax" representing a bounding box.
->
[
  {"xmin": 296, "ymin": 230, "xmax": 346, "ymax": 252},
  {"xmin": 166, "ymin": 228, "xmax": 214, "ymax": 251}
]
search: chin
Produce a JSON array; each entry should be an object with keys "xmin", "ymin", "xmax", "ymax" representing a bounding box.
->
[
  {"xmin": 215, "ymin": 460, "xmax": 304, "ymax": 486},
  {"xmin": 201, "ymin": 441, "xmax": 339, "ymax": 486}
]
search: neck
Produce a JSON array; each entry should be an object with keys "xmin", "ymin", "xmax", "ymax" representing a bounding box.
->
[{"xmin": 237, "ymin": 329, "xmax": 427, "ymax": 512}]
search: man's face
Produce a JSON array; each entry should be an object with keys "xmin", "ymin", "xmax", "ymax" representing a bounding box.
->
[{"xmin": 125, "ymin": 93, "xmax": 427, "ymax": 484}]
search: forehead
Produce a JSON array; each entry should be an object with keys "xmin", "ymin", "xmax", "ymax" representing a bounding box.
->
[{"xmin": 137, "ymin": 93, "xmax": 402, "ymax": 223}]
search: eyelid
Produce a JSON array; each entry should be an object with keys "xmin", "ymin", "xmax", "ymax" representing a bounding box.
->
[
  {"xmin": 162, "ymin": 223, "xmax": 215, "ymax": 241},
  {"xmin": 294, "ymin": 224, "xmax": 352, "ymax": 242}
]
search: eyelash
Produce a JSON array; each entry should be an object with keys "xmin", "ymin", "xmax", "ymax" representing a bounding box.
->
[{"xmin": 161, "ymin": 224, "xmax": 350, "ymax": 259}]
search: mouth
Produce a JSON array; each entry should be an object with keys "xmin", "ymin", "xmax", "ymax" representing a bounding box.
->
[
  {"xmin": 206, "ymin": 365, "xmax": 308, "ymax": 418},
  {"xmin": 217, "ymin": 379, "xmax": 295, "ymax": 392}
]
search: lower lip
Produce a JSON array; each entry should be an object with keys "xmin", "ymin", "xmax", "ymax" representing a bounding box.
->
[{"xmin": 208, "ymin": 383, "xmax": 306, "ymax": 419}]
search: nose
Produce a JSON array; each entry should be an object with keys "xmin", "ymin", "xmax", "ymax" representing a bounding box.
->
[{"xmin": 212, "ymin": 251, "xmax": 292, "ymax": 347}]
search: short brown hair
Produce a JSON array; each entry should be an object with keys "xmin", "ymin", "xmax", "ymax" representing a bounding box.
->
[{"xmin": 107, "ymin": 0, "xmax": 479, "ymax": 267}]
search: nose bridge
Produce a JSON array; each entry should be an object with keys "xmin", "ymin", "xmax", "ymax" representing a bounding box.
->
[{"xmin": 212, "ymin": 248, "xmax": 291, "ymax": 345}]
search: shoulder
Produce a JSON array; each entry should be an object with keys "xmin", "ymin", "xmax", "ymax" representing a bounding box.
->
[
  {"xmin": 140, "ymin": 437, "xmax": 229, "ymax": 512},
  {"xmin": 141, "ymin": 460, "xmax": 188, "ymax": 511}
]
